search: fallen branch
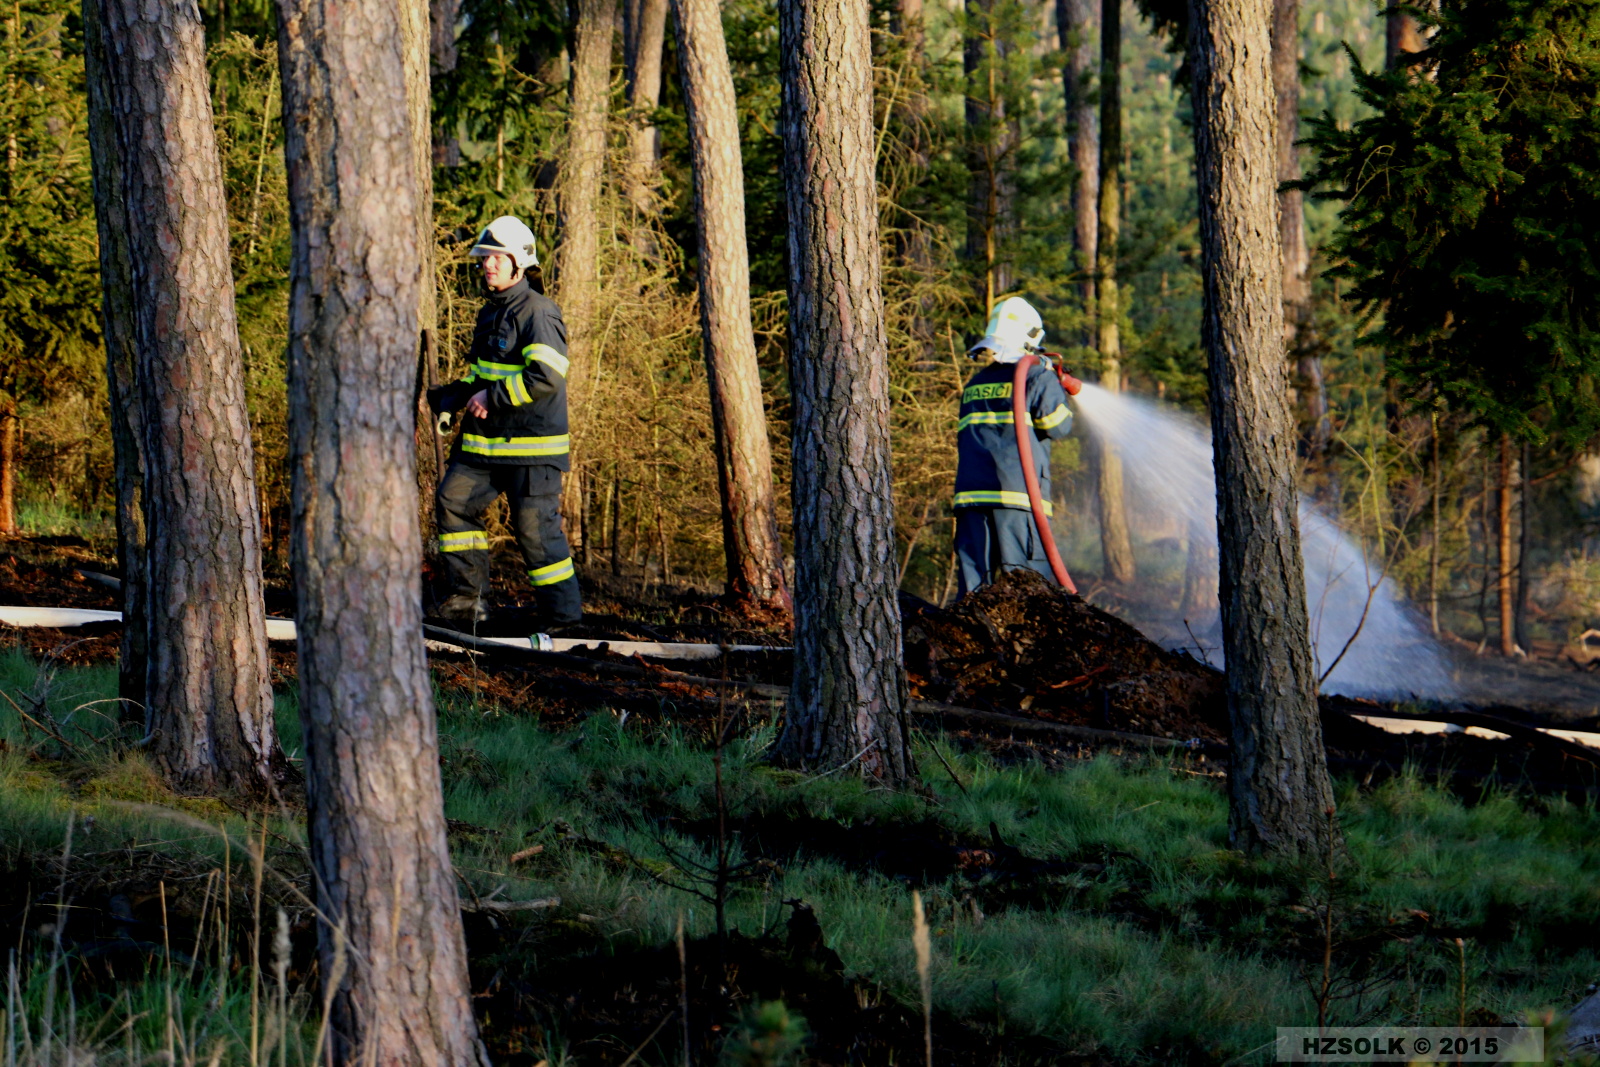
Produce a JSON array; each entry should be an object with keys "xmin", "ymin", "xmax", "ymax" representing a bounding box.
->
[{"xmin": 460, "ymin": 896, "xmax": 560, "ymax": 914}]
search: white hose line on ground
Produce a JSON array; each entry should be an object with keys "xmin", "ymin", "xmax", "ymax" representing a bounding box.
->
[{"xmin": 0, "ymin": 605, "xmax": 787, "ymax": 662}]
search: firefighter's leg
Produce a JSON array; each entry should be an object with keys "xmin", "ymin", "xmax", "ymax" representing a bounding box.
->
[
  {"xmin": 994, "ymin": 507, "xmax": 1056, "ymax": 584},
  {"xmin": 435, "ymin": 462, "xmax": 500, "ymax": 599},
  {"xmin": 508, "ymin": 464, "xmax": 583, "ymax": 625},
  {"xmin": 954, "ymin": 508, "xmax": 998, "ymax": 597}
]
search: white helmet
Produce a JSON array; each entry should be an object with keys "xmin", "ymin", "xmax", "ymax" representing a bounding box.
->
[
  {"xmin": 468, "ymin": 215, "xmax": 539, "ymax": 270},
  {"xmin": 967, "ymin": 296, "xmax": 1045, "ymax": 363}
]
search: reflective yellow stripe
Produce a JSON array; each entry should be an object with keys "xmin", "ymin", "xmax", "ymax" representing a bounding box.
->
[
  {"xmin": 953, "ymin": 490, "xmax": 1054, "ymax": 516},
  {"xmin": 523, "ymin": 343, "xmax": 569, "ymax": 378},
  {"xmin": 1034, "ymin": 404, "xmax": 1070, "ymax": 430},
  {"xmin": 439, "ymin": 530, "xmax": 489, "ymax": 552},
  {"xmin": 962, "ymin": 382, "xmax": 1013, "ymax": 403},
  {"xmin": 461, "ymin": 433, "xmax": 570, "ymax": 458},
  {"xmin": 528, "ymin": 556, "xmax": 575, "ymax": 586},
  {"xmin": 506, "ymin": 373, "xmax": 533, "ymax": 406},
  {"xmin": 958, "ymin": 410, "xmax": 1014, "ymax": 430},
  {"xmin": 473, "ymin": 360, "xmax": 524, "ymax": 379}
]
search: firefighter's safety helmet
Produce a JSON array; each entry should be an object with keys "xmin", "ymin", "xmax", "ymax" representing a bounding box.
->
[
  {"xmin": 967, "ymin": 296, "xmax": 1045, "ymax": 363},
  {"xmin": 468, "ymin": 215, "xmax": 539, "ymax": 270}
]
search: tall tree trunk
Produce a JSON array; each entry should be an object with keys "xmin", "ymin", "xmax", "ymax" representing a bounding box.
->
[
  {"xmin": 275, "ymin": 0, "xmax": 487, "ymax": 1061},
  {"xmin": 403, "ymin": 0, "xmax": 442, "ymax": 557},
  {"xmin": 1059, "ymin": 0, "xmax": 1097, "ymax": 324},
  {"xmin": 1384, "ymin": 2, "xmax": 1425, "ymax": 68},
  {"xmin": 624, "ymin": 0, "xmax": 668, "ymax": 217},
  {"xmin": 1094, "ymin": 0, "xmax": 1136, "ymax": 585},
  {"xmin": 1187, "ymin": 0, "xmax": 1336, "ymax": 856},
  {"xmin": 0, "ymin": 395, "xmax": 15, "ymax": 536},
  {"xmin": 430, "ymin": 0, "xmax": 460, "ymax": 164},
  {"xmin": 1498, "ymin": 433, "xmax": 1515, "ymax": 656},
  {"xmin": 773, "ymin": 0, "xmax": 912, "ymax": 784},
  {"xmin": 90, "ymin": 0, "xmax": 277, "ymax": 793},
  {"xmin": 1273, "ymin": 0, "xmax": 1326, "ymax": 459},
  {"xmin": 964, "ymin": 0, "xmax": 1014, "ymax": 307},
  {"xmin": 1429, "ymin": 409, "xmax": 1440, "ymax": 635},
  {"xmin": 82, "ymin": 0, "xmax": 146, "ymax": 715},
  {"xmin": 1516, "ymin": 439, "xmax": 1532, "ymax": 652},
  {"xmin": 671, "ymin": 0, "xmax": 790, "ymax": 610},
  {"xmin": 1181, "ymin": 514, "xmax": 1218, "ymax": 619}
]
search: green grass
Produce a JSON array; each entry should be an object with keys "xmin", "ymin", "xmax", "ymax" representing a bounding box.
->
[
  {"xmin": 3, "ymin": 646, "xmax": 1600, "ymax": 1063},
  {"xmin": 13, "ymin": 497, "xmax": 115, "ymax": 542}
]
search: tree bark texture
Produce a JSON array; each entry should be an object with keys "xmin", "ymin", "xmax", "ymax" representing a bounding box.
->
[
  {"xmin": 1094, "ymin": 0, "xmax": 1136, "ymax": 585},
  {"xmin": 1497, "ymin": 434, "xmax": 1514, "ymax": 657},
  {"xmin": 964, "ymin": 0, "xmax": 1015, "ymax": 307},
  {"xmin": 89, "ymin": 0, "xmax": 277, "ymax": 793},
  {"xmin": 1058, "ymin": 0, "xmax": 1097, "ymax": 320},
  {"xmin": 275, "ymin": 0, "xmax": 487, "ymax": 1061},
  {"xmin": 82, "ymin": 0, "xmax": 148, "ymax": 715},
  {"xmin": 1187, "ymin": 0, "xmax": 1336, "ymax": 855},
  {"xmin": 624, "ymin": 0, "xmax": 668, "ymax": 215},
  {"xmin": 560, "ymin": 0, "xmax": 618, "ymax": 372},
  {"xmin": 774, "ymin": 0, "xmax": 912, "ymax": 784},
  {"xmin": 671, "ymin": 0, "xmax": 790, "ymax": 609},
  {"xmin": 402, "ymin": 0, "xmax": 442, "ymax": 555}
]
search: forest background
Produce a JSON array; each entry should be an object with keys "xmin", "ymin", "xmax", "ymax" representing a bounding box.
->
[{"xmin": 1, "ymin": 0, "xmax": 1591, "ymax": 653}]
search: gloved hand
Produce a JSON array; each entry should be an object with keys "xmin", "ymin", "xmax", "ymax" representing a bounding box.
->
[{"xmin": 427, "ymin": 380, "xmax": 477, "ymax": 415}]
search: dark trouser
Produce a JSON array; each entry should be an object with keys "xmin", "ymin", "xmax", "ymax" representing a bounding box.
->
[
  {"xmin": 955, "ymin": 506, "xmax": 1055, "ymax": 597},
  {"xmin": 436, "ymin": 462, "xmax": 583, "ymax": 624}
]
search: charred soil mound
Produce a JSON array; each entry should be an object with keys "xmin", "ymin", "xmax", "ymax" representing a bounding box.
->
[{"xmin": 903, "ymin": 570, "xmax": 1227, "ymax": 742}]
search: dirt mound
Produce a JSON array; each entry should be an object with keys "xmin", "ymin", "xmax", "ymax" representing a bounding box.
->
[{"xmin": 902, "ymin": 570, "xmax": 1227, "ymax": 743}]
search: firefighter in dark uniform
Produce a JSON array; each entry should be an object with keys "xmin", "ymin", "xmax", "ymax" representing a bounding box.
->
[
  {"xmin": 954, "ymin": 296, "xmax": 1074, "ymax": 595},
  {"xmin": 427, "ymin": 215, "xmax": 583, "ymax": 626}
]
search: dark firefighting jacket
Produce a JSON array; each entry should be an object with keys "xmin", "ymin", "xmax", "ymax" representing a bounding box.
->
[
  {"xmin": 453, "ymin": 277, "xmax": 571, "ymax": 469},
  {"xmin": 953, "ymin": 359, "xmax": 1073, "ymax": 513}
]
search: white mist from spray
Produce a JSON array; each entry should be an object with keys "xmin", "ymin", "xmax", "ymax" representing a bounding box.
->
[{"xmin": 1067, "ymin": 383, "xmax": 1455, "ymax": 700}]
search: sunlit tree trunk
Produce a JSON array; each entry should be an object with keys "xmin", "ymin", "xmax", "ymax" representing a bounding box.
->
[
  {"xmin": 964, "ymin": 0, "xmax": 1015, "ymax": 307},
  {"xmin": 1058, "ymin": 0, "xmax": 1096, "ymax": 321},
  {"xmin": 0, "ymin": 397, "xmax": 15, "ymax": 536},
  {"xmin": 624, "ymin": 0, "xmax": 668, "ymax": 217},
  {"xmin": 1094, "ymin": 0, "xmax": 1136, "ymax": 585},
  {"xmin": 672, "ymin": 0, "xmax": 790, "ymax": 609},
  {"xmin": 89, "ymin": 0, "xmax": 277, "ymax": 793},
  {"xmin": 773, "ymin": 0, "xmax": 912, "ymax": 785},
  {"xmin": 1188, "ymin": 0, "xmax": 1337, "ymax": 856},
  {"xmin": 1384, "ymin": 1, "xmax": 1426, "ymax": 67},
  {"xmin": 275, "ymin": 0, "xmax": 487, "ymax": 1059},
  {"xmin": 1498, "ymin": 434, "xmax": 1515, "ymax": 657},
  {"xmin": 81, "ymin": 0, "xmax": 146, "ymax": 715}
]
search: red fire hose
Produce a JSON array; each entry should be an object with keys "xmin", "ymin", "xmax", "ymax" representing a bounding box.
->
[{"xmin": 1012, "ymin": 353, "xmax": 1081, "ymax": 595}]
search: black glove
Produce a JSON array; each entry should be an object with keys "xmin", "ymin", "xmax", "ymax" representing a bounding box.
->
[{"xmin": 427, "ymin": 380, "xmax": 477, "ymax": 415}]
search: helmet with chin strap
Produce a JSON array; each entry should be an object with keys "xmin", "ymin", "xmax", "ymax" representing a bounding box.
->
[
  {"xmin": 468, "ymin": 215, "xmax": 539, "ymax": 270},
  {"xmin": 967, "ymin": 296, "xmax": 1045, "ymax": 364}
]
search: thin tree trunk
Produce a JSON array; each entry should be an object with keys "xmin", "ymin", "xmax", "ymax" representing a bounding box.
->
[
  {"xmin": 1059, "ymin": 0, "xmax": 1097, "ymax": 324},
  {"xmin": 275, "ymin": 0, "xmax": 488, "ymax": 1060},
  {"xmin": 773, "ymin": 0, "xmax": 912, "ymax": 784},
  {"xmin": 1429, "ymin": 409, "xmax": 1440, "ymax": 635},
  {"xmin": 1516, "ymin": 439, "xmax": 1531, "ymax": 652},
  {"xmin": 1498, "ymin": 433, "xmax": 1514, "ymax": 656},
  {"xmin": 624, "ymin": 0, "xmax": 668, "ymax": 218},
  {"xmin": 964, "ymin": 0, "xmax": 1014, "ymax": 306},
  {"xmin": 403, "ymin": 0, "xmax": 441, "ymax": 558},
  {"xmin": 90, "ymin": 0, "xmax": 277, "ymax": 793},
  {"xmin": 671, "ymin": 0, "xmax": 790, "ymax": 610},
  {"xmin": 1094, "ymin": 0, "xmax": 1136, "ymax": 585},
  {"xmin": 1187, "ymin": 0, "xmax": 1336, "ymax": 856},
  {"xmin": 430, "ymin": 0, "xmax": 461, "ymax": 165},
  {"xmin": 1181, "ymin": 514, "xmax": 1218, "ymax": 619},
  {"xmin": 0, "ymin": 395, "xmax": 15, "ymax": 536},
  {"xmin": 82, "ymin": 0, "xmax": 146, "ymax": 715}
]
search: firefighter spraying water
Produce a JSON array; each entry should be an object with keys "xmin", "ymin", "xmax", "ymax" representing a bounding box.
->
[{"xmin": 954, "ymin": 297, "xmax": 1083, "ymax": 596}]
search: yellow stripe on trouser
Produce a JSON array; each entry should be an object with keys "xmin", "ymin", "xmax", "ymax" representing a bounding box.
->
[
  {"xmin": 439, "ymin": 530, "xmax": 489, "ymax": 552},
  {"xmin": 461, "ymin": 433, "xmax": 570, "ymax": 458},
  {"xmin": 953, "ymin": 490, "xmax": 1054, "ymax": 516},
  {"xmin": 529, "ymin": 557, "xmax": 575, "ymax": 586}
]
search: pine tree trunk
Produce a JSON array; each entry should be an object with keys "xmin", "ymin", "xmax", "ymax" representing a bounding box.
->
[
  {"xmin": 82, "ymin": 0, "xmax": 146, "ymax": 715},
  {"xmin": 1094, "ymin": 0, "xmax": 1136, "ymax": 586},
  {"xmin": 1059, "ymin": 0, "xmax": 1097, "ymax": 323},
  {"xmin": 275, "ymin": 0, "xmax": 487, "ymax": 1060},
  {"xmin": 773, "ymin": 0, "xmax": 912, "ymax": 784},
  {"xmin": 672, "ymin": 0, "xmax": 790, "ymax": 610},
  {"xmin": 90, "ymin": 0, "xmax": 277, "ymax": 792},
  {"xmin": 0, "ymin": 395, "xmax": 15, "ymax": 536},
  {"xmin": 624, "ymin": 0, "xmax": 668, "ymax": 216},
  {"xmin": 1384, "ymin": 2, "xmax": 1425, "ymax": 68},
  {"xmin": 1516, "ymin": 439, "xmax": 1531, "ymax": 652},
  {"xmin": 403, "ymin": 0, "xmax": 441, "ymax": 557},
  {"xmin": 1272, "ymin": 0, "xmax": 1326, "ymax": 459},
  {"xmin": 1187, "ymin": 0, "xmax": 1336, "ymax": 856},
  {"xmin": 964, "ymin": 0, "xmax": 1014, "ymax": 306},
  {"xmin": 1498, "ymin": 433, "xmax": 1515, "ymax": 656}
]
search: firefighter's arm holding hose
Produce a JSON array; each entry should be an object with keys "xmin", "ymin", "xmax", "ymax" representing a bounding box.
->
[{"xmin": 1027, "ymin": 358, "xmax": 1076, "ymax": 442}]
